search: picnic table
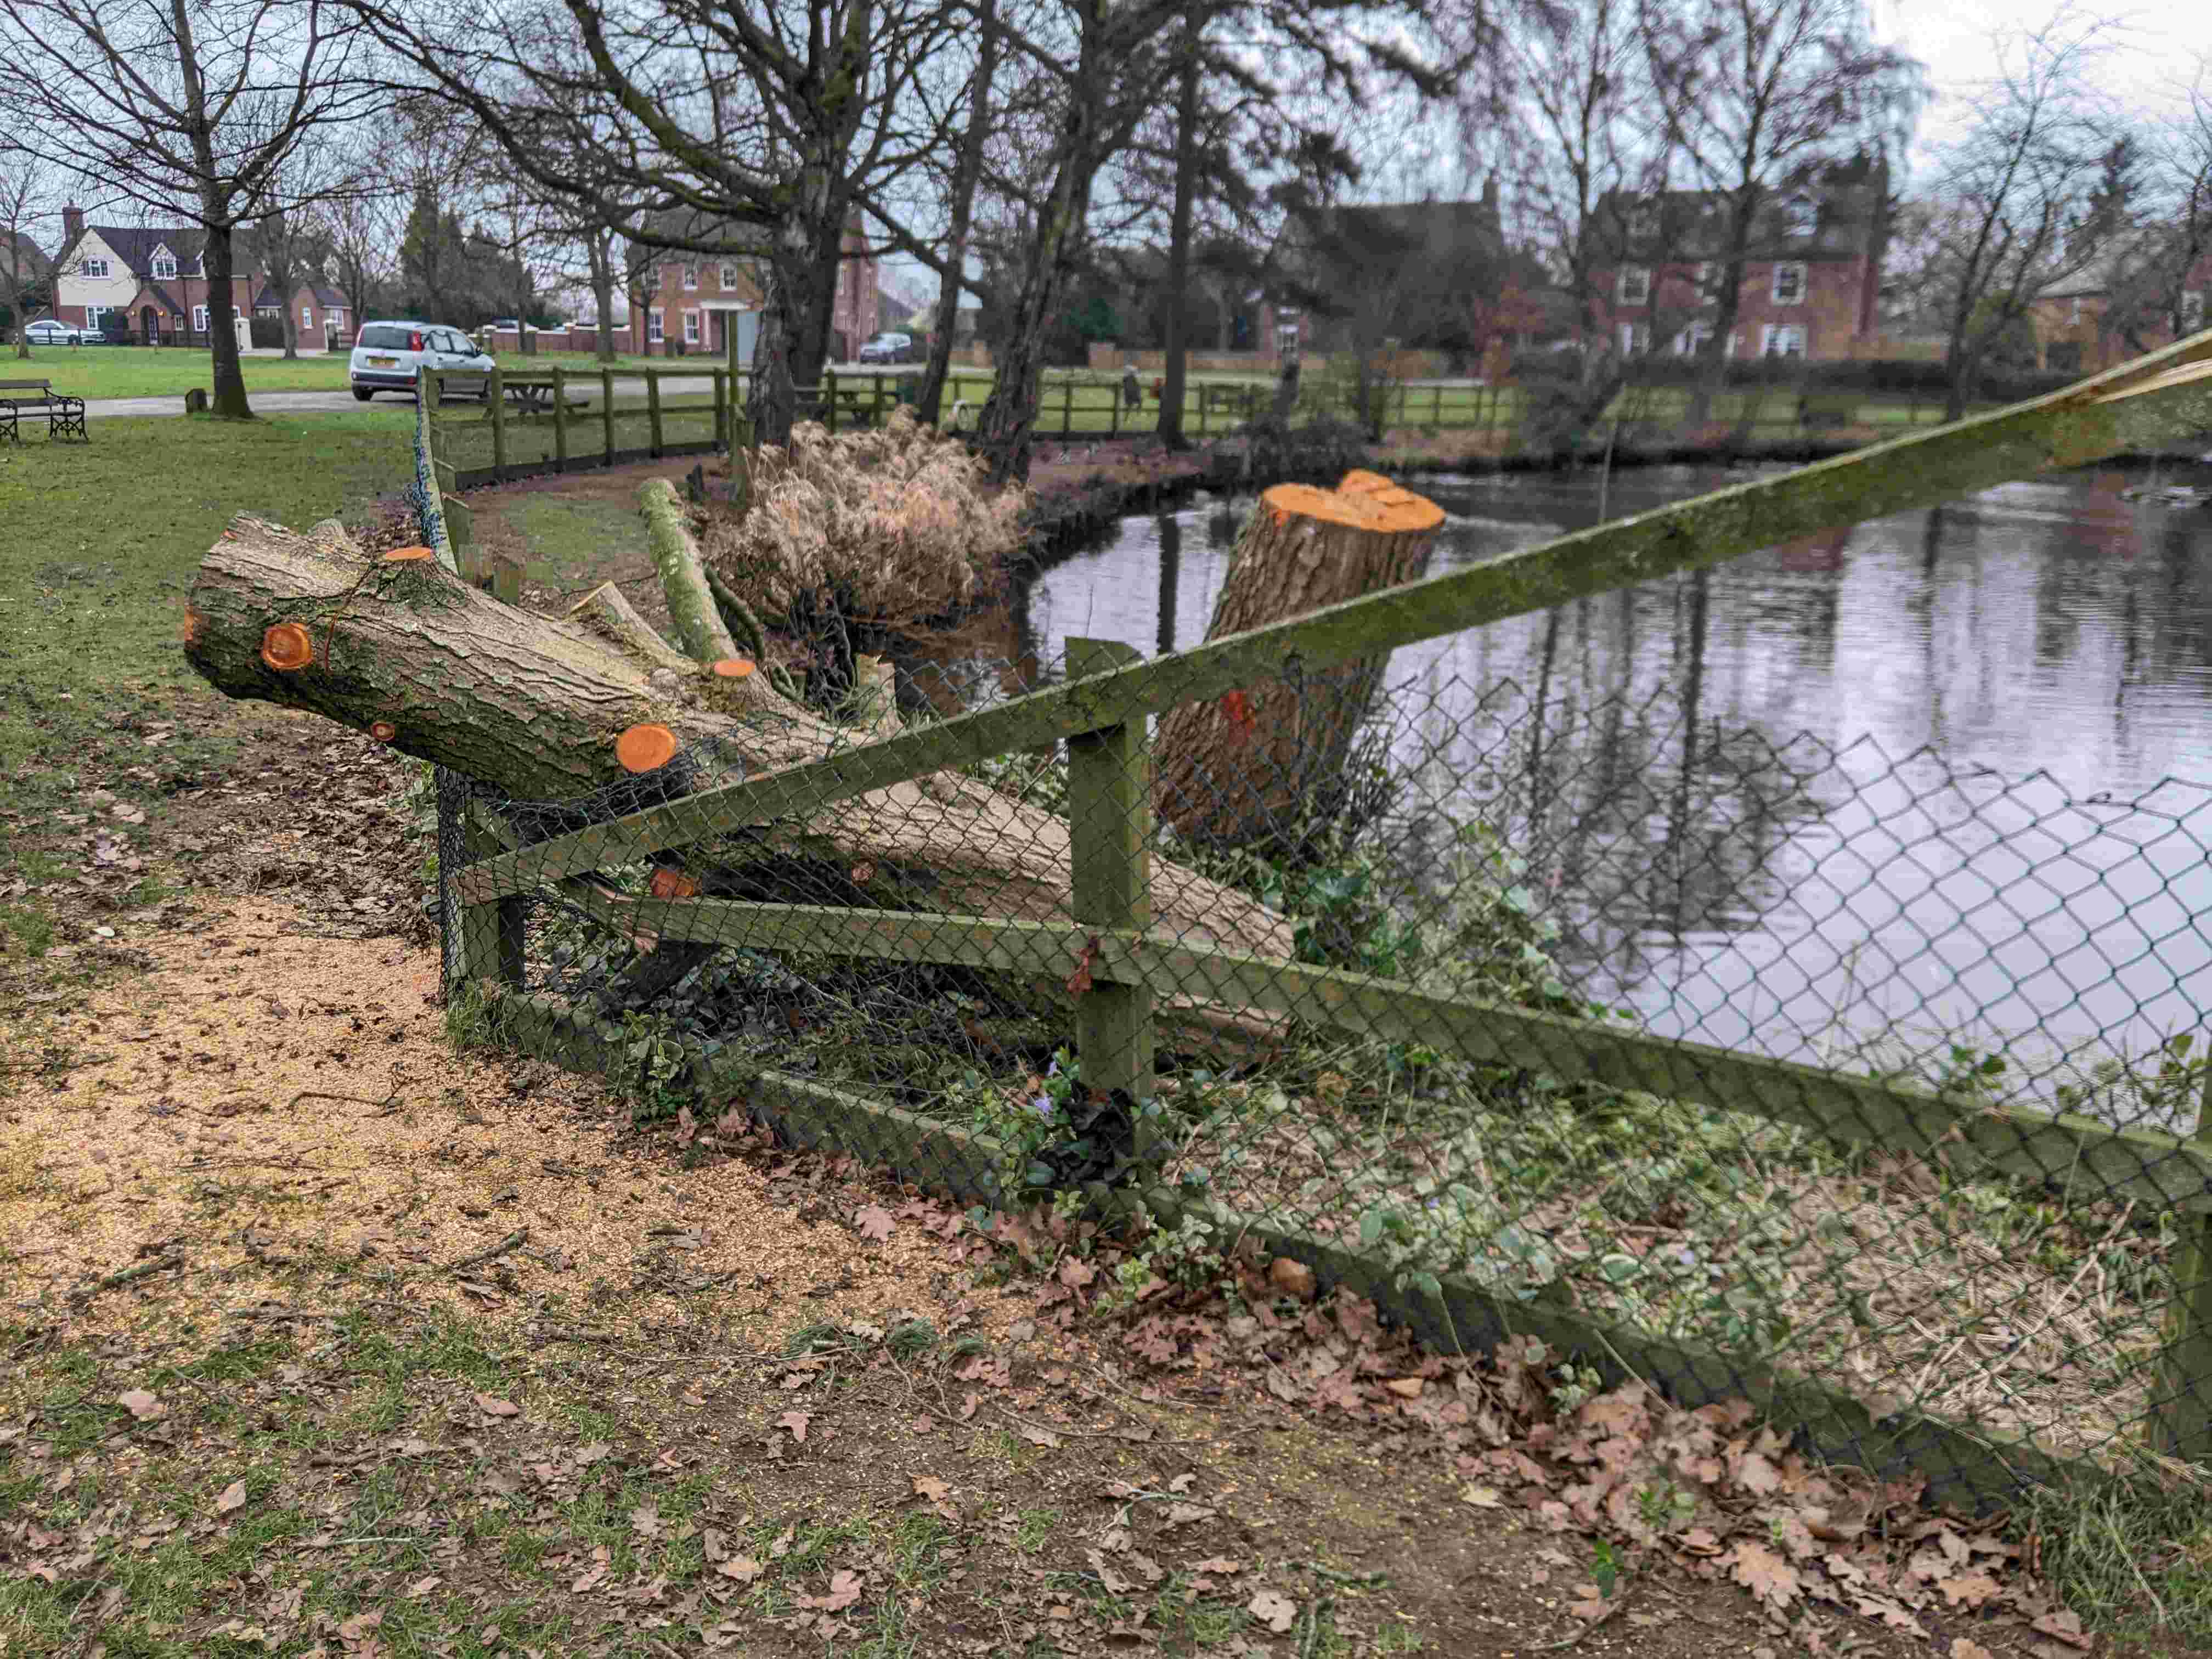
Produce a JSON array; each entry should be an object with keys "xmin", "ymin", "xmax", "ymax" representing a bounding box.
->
[
  {"xmin": 503, "ymin": 380, "xmax": 591, "ymax": 414},
  {"xmin": 0, "ymin": 379, "xmax": 88, "ymax": 443}
]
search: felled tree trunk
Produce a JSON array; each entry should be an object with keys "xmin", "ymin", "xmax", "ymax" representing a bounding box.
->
[
  {"xmin": 180, "ymin": 516, "xmax": 1292, "ymax": 960},
  {"xmin": 1153, "ymin": 472, "xmax": 1444, "ymax": 851}
]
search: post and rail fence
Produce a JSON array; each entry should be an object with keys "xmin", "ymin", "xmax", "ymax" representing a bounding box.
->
[{"xmin": 411, "ymin": 334, "xmax": 2212, "ymax": 1510}]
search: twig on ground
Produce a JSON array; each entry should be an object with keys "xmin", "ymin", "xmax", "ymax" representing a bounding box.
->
[
  {"xmin": 72, "ymin": 1252, "xmax": 183, "ymax": 1301},
  {"xmin": 287, "ymin": 1086, "xmax": 405, "ymax": 1116},
  {"xmin": 1538, "ymin": 1592, "xmax": 1629, "ymax": 1650},
  {"xmin": 447, "ymin": 1229, "xmax": 528, "ymax": 1273}
]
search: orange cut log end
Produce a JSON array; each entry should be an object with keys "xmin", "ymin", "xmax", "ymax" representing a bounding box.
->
[
  {"xmin": 369, "ymin": 721, "xmax": 398, "ymax": 743},
  {"xmin": 259, "ymin": 623, "xmax": 315, "ymax": 672},
  {"xmin": 180, "ymin": 606, "xmax": 204, "ymax": 646},
  {"xmin": 383, "ymin": 545, "xmax": 437, "ymax": 563},
  {"xmin": 1261, "ymin": 475, "xmax": 1444, "ymax": 534},
  {"xmin": 711, "ymin": 658, "xmax": 756, "ymax": 680},
  {"xmin": 648, "ymin": 867, "xmax": 702, "ymax": 900},
  {"xmin": 616, "ymin": 723, "xmax": 680, "ymax": 774}
]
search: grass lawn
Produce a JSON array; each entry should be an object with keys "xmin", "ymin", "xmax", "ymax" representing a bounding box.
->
[
  {"xmin": 0, "ymin": 411, "xmax": 416, "ymax": 958},
  {"xmin": 3, "ymin": 345, "xmax": 353, "ymax": 399}
]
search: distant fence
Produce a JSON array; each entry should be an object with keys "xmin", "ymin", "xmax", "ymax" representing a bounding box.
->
[{"xmin": 408, "ymin": 335, "xmax": 2212, "ymax": 1510}]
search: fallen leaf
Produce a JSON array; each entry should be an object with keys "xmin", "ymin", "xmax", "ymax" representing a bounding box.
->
[
  {"xmin": 117, "ymin": 1389, "xmax": 165, "ymax": 1422},
  {"xmin": 853, "ymin": 1205, "xmax": 895, "ymax": 1243},
  {"xmin": 1268, "ymin": 1256, "xmax": 1317, "ymax": 1300},
  {"xmin": 799, "ymin": 1569, "xmax": 865, "ymax": 1612},
  {"xmin": 1936, "ymin": 1572, "xmax": 2000, "ymax": 1609},
  {"xmin": 404, "ymin": 1575, "xmax": 441, "ymax": 1599},
  {"xmin": 2029, "ymin": 1611, "xmax": 2091, "ymax": 1650},
  {"xmin": 1194, "ymin": 1556, "xmax": 1242, "ymax": 1575},
  {"xmin": 473, "ymin": 1393, "xmax": 521, "ymax": 1418},
  {"xmin": 1163, "ymin": 1502, "xmax": 1218, "ymax": 1526},
  {"xmin": 1950, "ymin": 1641, "xmax": 1996, "ymax": 1659},
  {"xmin": 1460, "ymin": 1484, "xmax": 1502, "ymax": 1508},
  {"xmin": 1385, "ymin": 1378, "xmax": 1425, "ymax": 1400},
  {"xmin": 216, "ymin": 1481, "xmax": 248, "ymax": 1514},
  {"xmin": 1725, "ymin": 1541, "xmax": 1801, "ymax": 1611},
  {"xmin": 1015, "ymin": 1421, "xmax": 1062, "ymax": 1449},
  {"xmin": 1247, "ymin": 1589, "xmax": 1297, "ymax": 1634},
  {"xmin": 716, "ymin": 1557, "xmax": 765, "ymax": 1584},
  {"xmin": 778, "ymin": 1410, "xmax": 813, "ymax": 1444}
]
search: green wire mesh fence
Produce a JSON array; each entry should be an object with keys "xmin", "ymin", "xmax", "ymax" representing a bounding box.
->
[{"xmin": 415, "ymin": 338, "xmax": 2212, "ymax": 1513}]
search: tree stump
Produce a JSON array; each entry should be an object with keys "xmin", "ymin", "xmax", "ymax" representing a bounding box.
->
[
  {"xmin": 1153, "ymin": 471, "xmax": 1444, "ymax": 851},
  {"xmin": 184, "ymin": 388, "xmax": 208, "ymax": 414}
]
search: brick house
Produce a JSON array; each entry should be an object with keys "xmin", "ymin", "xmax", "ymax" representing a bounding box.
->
[
  {"xmin": 2029, "ymin": 240, "xmax": 2212, "ymax": 377},
  {"xmin": 50, "ymin": 205, "xmax": 349, "ymax": 345},
  {"xmin": 1257, "ymin": 182, "xmax": 1549, "ymax": 371},
  {"xmin": 1588, "ymin": 162, "xmax": 1891, "ymax": 363},
  {"xmin": 627, "ymin": 212, "xmax": 879, "ymax": 361}
]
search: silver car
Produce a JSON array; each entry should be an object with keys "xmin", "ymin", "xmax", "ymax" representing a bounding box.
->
[
  {"xmin": 22, "ymin": 318, "xmax": 89, "ymax": 346},
  {"xmin": 349, "ymin": 320, "xmax": 495, "ymax": 402}
]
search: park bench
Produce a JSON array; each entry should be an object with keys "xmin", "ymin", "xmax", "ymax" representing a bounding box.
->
[
  {"xmin": 1796, "ymin": 393, "xmax": 1858, "ymax": 432},
  {"xmin": 0, "ymin": 379, "xmax": 88, "ymax": 443},
  {"xmin": 503, "ymin": 380, "xmax": 591, "ymax": 415}
]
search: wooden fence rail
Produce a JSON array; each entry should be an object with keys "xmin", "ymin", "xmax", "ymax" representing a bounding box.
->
[{"xmin": 430, "ymin": 329, "xmax": 2212, "ymax": 1481}]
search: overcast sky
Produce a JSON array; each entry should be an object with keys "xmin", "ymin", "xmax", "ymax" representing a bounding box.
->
[{"xmin": 1884, "ymin": 1, "xmax": 2211, "ymax": 149}]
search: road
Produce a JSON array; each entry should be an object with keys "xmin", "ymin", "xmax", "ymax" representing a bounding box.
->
[{"xmin": 79, "ymin": 377, "xmax": 727, "ymax": 420}]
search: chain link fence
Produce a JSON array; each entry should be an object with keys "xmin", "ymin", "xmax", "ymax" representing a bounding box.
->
[{"xmin": 413, "ymin": 352, "xmax": 2212, "ymax": 1514}]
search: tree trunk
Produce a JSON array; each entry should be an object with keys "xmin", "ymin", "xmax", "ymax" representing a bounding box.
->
[
  {"xmin": 916, "ymin": 0, "xmax": 998, "ymax": 428},
  {"xmin": 1153, "ymin": 472, "xmax": 1443, "ymax": 850},
  {"xmin": 202, "ymin": 223, "xmax": 250, "ymax": 417},
  {"xmin": 180, "ymin": 515, "xmax": 1291, "ymax": 959},
  {"xmin": 1156, "ymin": 16, "xmax": 1202, "ymax": 451},
  {"xmin": 589, "ymin": 234, "xmax": 618, "ymax": 365}
]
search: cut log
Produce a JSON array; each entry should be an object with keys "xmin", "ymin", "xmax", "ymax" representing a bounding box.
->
[
  {"xmin": 180, "ymin": 515, "xmax": 1291, "ymax": 960},
  {"xmin": 1153, "ymin": 471, "xmax": 1444, "ymax": 850}
]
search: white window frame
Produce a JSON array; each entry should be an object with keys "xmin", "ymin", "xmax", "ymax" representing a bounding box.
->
[
  {"xmin": 683, "ymin": 309, "xmax": 700, "ymax": 344},
  {"xmin": 2183, "ymin": 290, "xmax": 2207, "ymax": 331},
  {"xmin": 647, "ymin": 308, "xmax": 664, "ymax": 343},
  {"xmin": 718, "ymin": 262, "xmax": 737, "ymax": 289},
  {"xmin": 192, "ymin": 304, "xmax": 208, "ymax": 333},
  {"xmin": 1759, "ymin": 323, "xmax": 1807, "ymax": 358},
  {"xmin": 1616, "ymin": 264, "xmax": 1651, "ymax": 306},
  {"xmin": 1781, "ymin": 196, "xmax": 1819, "ymax": 238},
  {"xmin": 1618, "ymin": 320, "xmax": 1649, "ymax": 356},
  {"xmin": 81, "ymin": 257, "xmax": 109, "ymax": 279},
  {"xmin": 301, "ymin": 303, "xmax": 314, "ymax": 329},
  {"xmin": 151, "ymin": 250, "xmax": 177, "ymax": 280},
  {"xmin": 1771, "ymin": 262, "xmax": 1807, "ymax": 305},
  {"xmin": 1674, "ymin": 323, "xmax": 1714, "ymax": 358},
  {"xmin": 682, "ymin": 264, "xmax": 698, "ymax": 290}
]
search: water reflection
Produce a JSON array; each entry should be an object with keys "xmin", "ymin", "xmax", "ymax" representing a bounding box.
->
[{"xmin": 907, "ymin": 464, "xmax": 2212, "ymax": 1121}]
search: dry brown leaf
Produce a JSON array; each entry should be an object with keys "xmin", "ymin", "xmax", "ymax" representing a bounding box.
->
[
  {"xmin": 777, "ymin": 1410, "xmax": 813, "ymax": 1444},
  {"xmin": 1950, "ymin": 1641, "xmax": 1997, "ymax": 1659},
  {"xmin": 2029, "ymin": 1610, "xmax": 2092, "ymax": 1650},
  {"xmin": 717, "ymin": 1558, "xmax": 765, "ymax": 1584},
  {"xmin": 1725, "ymin": 1541, "xmax": 1801, "ymax": 1610},
  {"xmin": 472, "ymin": 1393, "xmax": 521, "ymax": 1418},
  {"xmin": 853, "ymin": 1205, "xmax": 895, "ymax": 1243},
  {"xmin": 216, "ymin": 1480, "xmax": 247, "ymax": 1514},
  {"xmin": 1247, "ymin": 1589, "xmax": 1297, "ymax": 1633},
  {"xmin": 1267, "ymin": 1257, "xmax": 1316, "ymax": 1300},
  {"xmin": 1015, "ymin": 1421, "xmax": 1062, "ymax": 1449},
  {"xmin": 1460, "ymin": 1484, "xmax": 1503, "ymax": 1509},
  {"xmin": 117, "ymin": 1389, "xmax": 165, "ymax": 1422},
  {"xmin": 800, "ymin": 1569, "xmax": 865, "ymax": 1612},
  {"xmin": 1936, "ymin": 1572, "xmax": 2000, "ymax": 1609},
  {"xmin": 1384, "ymin": 1378, "xmax": 1425, "ymax": 1400}
]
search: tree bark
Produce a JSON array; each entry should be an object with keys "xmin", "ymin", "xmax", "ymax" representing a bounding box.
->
[
  {"xmin": 1153, "ymin": 472, "xmax": 1443, "ymax": 850},
  {"xmin": 1156, "ymin": 14, "xmax": 1202, "ymax": 451},
  {"xmin": 915, "ymin": 0, "xmax": 998, "ymax": 429},
  {"xmin": 181, "ymin": 516, "xmax": 1291, "ymax": 958}
]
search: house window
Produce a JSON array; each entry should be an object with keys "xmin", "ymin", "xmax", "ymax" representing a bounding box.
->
[
  {"xmin": 1781, "ymin": 195, "xmax": 1819, "ymax": 237},
  {"xmin": 1616, "ymin": 264, "xmax": 1651, "ymax": 306},
  {"xmin": 2183, "ymin": 290, "xmax": 2207, "ymax": 331},
  {"xmin": 684, "ymin": 309, "xmax": 700, "ymax": 343},
  {"xmin": 1695, "ymin": 261, "xmax": 1715, "ymax": 295},
  {"xmin": 1674, "ymin": 323, "xmax": 1714, "ymax": 357},
  {"xmin": 192, "ymin": 304, "xmax": 207, "ymax": 332},
  {"xmin": 682, "ymin": 264, "xmax": 697, "ymax": 290},
  {"xmin": 84, "ymin": 306, "xmax": 106, "ymax": 332},
  {"xmin": 718, "ymin": 263, "xmax": 737, "ymax": 289},
  {"xmin": 1771, "ymin": 263, "xmax": 1807, "ymax": 304},
  {"xmin": 2068, "ymin": 298, "xmax": 2083, "ymax": 325},
  {"xmin": 152, "ymin": 251, "xmax": 176, "ymax": 280},
  {"xmin": 647, "ymin": 309, "xmax": 664, "ymax": 343},
  {"xmin": 2046, "ymin": 342, "xmax": 2083, "ymax": 374},
  {"xmin": 1618, "ymin": 320, "xmax": 1649, "ymax": 356},
  {"xmin": 82, "ymin": 257, "xmax": 110, "ymax": 279},
  {"xmin": 301, "ymin": 304, "xmax": 313, "ymax": 329},
  {"xmin": 1760, "ymin": 323, "xmax": 1807, "ymax": 357}
]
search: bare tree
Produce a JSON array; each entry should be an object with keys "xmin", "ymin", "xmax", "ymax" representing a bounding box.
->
[
  {"xmin": 2100, "ymin": 55, "xmax": 2212, "ymax": 354},
  {"xmin": 1912, "ymin": 10, "xmax": 2123, "ymax": 417},
  {"xmin": 319, "ymin": 186, "xmax": 397, "ymax": 339},
  {"xmin": 0, "ymin": 151, "xmax": 63, "ymax": 358},
  {"xmin": 0, "ymin": 0, "xmax": 378, "ymax": 416},
  {"xmin": 251, "ymin": 196, "xmax": 320, "ymax": 359},
  {"xmin": 1638, "ymin": 0, "xmax": 1924, "ymax": 421}
]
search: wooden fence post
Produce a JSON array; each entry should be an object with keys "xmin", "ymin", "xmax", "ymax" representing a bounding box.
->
[
  {"xmin": 826, "ymin": 366, "xmax": 839, "ymax": 434},
  {"xmin": 646, "ymin": 369, "xmax": 664, "ymax": 457},
  {"xmin": 601, "ymin": 368, "xmax": 616, "ymax": 465},
  {"xmin": 2160, "ymin": 1068, "xmax": 2212, "ymax": 1459},
  {"xmin": 552, "ymin": 365, "xmax": 568, "ymax": 473},
  {"xmin": 488, "ymin": 364, "xmax": 507, "ymax": 481},
  {"xmin": 1065, "ymin": 636, "xmax": 1155, "ymax": 1122},
  {"xmin": 1062, "ymin": 377, "xmax": 1073, "ymax": 437},
  {"xmin": 713, "ymin": 368, "xmax": 727, "ymax": 450},
  {"xmin": 456, "ymin": 554, "xmax": 528, "ymax": 994}
]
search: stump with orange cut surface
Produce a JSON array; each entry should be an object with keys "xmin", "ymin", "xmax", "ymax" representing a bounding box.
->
[{"xmin": 1153, "ymin": 471, "xmax": 1444, "ymax": 850}]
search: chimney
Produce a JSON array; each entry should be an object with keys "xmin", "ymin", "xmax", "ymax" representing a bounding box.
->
[{"xmin": 62, "ymin": 204, "xmax": 85, "ymax": 247}]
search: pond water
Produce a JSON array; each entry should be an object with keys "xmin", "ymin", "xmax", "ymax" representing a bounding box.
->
[{"xmin": 947, "ymin": 462, "xmax": 2212, "ymax": 1126}]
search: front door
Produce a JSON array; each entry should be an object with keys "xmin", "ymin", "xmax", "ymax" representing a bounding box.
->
[{"xmin": 142, "ymin": 306, "xmax": 160, "ymax": 345}]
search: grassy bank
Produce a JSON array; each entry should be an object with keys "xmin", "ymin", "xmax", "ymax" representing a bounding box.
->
[{"xmin": 0, "ymin": 413, "xmax": 416, "ymax": 964}]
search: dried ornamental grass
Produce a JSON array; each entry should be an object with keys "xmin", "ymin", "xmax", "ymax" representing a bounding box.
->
[{"xmin": 703, "ymin": 408, "xmax": 1030, "ymax": 626}]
